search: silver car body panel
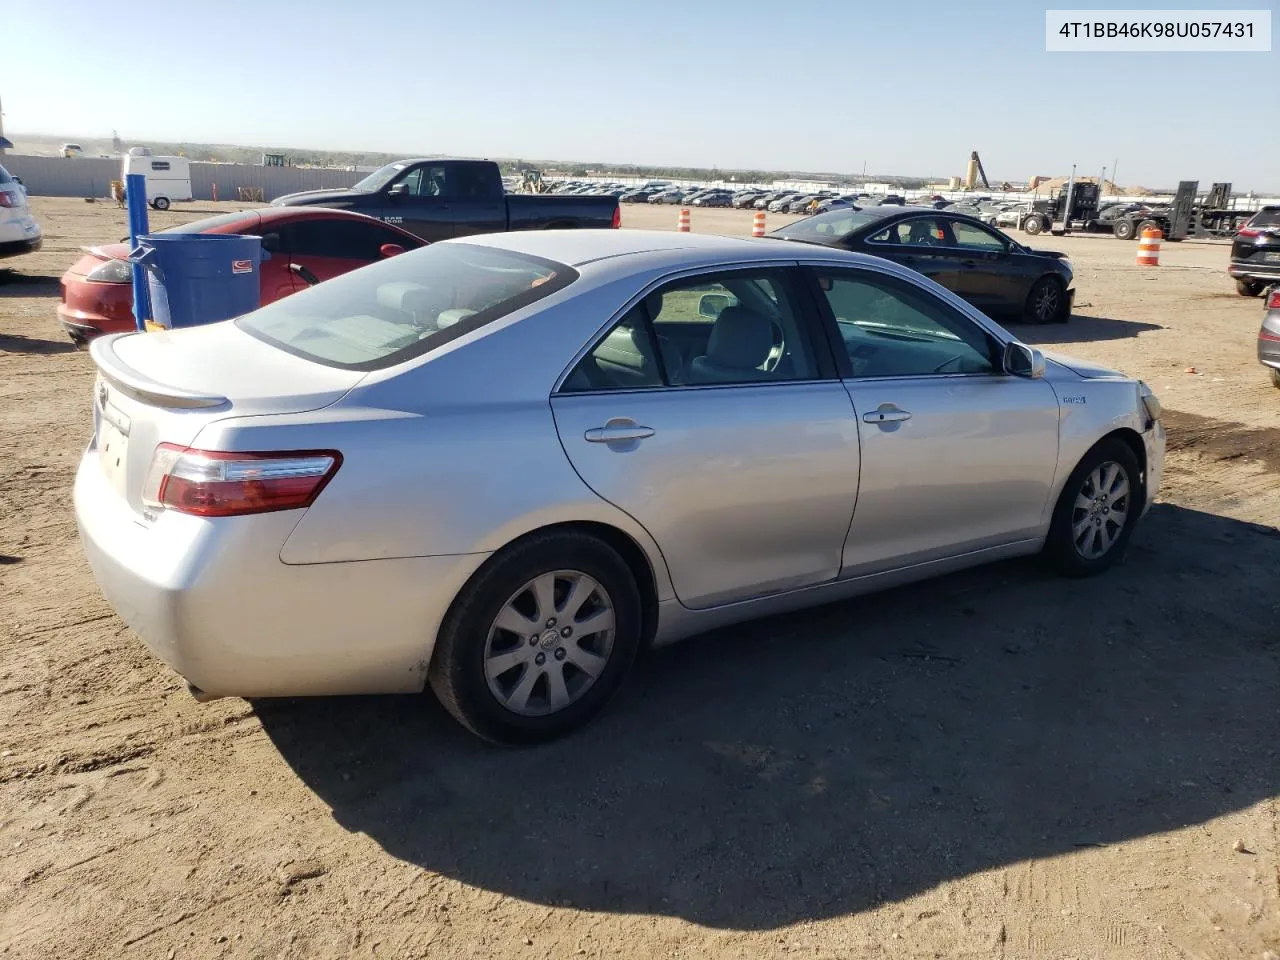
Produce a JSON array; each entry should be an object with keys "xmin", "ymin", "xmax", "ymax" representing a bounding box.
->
[{"xmin": 74, "ymin": 230, "xmax": 1166, "ymax": 695}]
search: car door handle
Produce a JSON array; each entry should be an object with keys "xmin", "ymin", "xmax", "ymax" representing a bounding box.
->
[
  {"xmin": 584, "ymin": 419, "xmax": 655, "ymax": 443},
  {"xmin": 862, "ymin": 405, "xmax": 912, "ymax": 424}
]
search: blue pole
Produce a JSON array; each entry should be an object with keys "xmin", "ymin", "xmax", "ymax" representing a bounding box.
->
[{"xmin": 125, "ymin": 173, "xmax": 151, "ymax": 331}]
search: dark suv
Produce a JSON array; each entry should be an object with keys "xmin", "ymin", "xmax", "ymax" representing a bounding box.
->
[{"xmin": 1229, "ymin": 206, "xmax": 1280, "ymax": 296}]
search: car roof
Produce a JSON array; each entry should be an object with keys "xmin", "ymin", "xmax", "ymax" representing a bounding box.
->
[{"xmin": 445, "ymin": 228, "xmax": 907, "ymax": 275}]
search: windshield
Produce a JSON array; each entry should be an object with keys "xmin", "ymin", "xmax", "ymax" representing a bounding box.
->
[
  {"xmin": 236, "ymin": 242, "xmax": 577, "ymax": 371},
  {"xmin": 772, "ymin": 208, "xmax": 882, "ymax": 242},
  {"xmin": 158, "ymin": 212, "xmax": 255, "ymax": 235},
  {"xmin": 351, "ymin": 162, "xmax": 407, "ymax": 193}
]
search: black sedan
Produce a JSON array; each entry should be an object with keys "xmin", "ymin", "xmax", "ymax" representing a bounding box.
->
[
  {"xmin": 1229, "ymin": 206, "xmax": 1280, "ymax": 297},
  {"xmin": 770, "ymin": 206, "xmax": 1075, "ymax": 323}
]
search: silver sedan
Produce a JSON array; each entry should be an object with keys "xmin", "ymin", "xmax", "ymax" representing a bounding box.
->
[{"xmin": 75, "ymin": 230, "xmax": 1165, "ymax": 743}]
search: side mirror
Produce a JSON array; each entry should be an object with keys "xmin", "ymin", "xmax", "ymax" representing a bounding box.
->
[
  {"xmin": 698, "ymin": 293, "xmax": 733, "ymax": 319},
  {"xmin": 380, "ymin": 243, "xmax": 405, "ymax": 258},
  {"xmin": 387, "ymin": 183, "xmax": 408, "ymax": 198},
  {"xmin": 1004, "ymin": 341, "xmax": 1046, "ymax": 379}
]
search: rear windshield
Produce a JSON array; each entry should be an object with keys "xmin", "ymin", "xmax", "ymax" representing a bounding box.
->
[
  {"xmin": 772, "ymin": 208, "xmax": 882, "ymax": 242},
  {"xmin": 1247, "ymin": 207, "xmax": 1280, "ymax": 228},
  {"xmin": 236, "ymin": 242, "xmax": 576, "ymax": 371},
  {"xmin": 158, "ymin": 212, "xmax": 255, "ymax": 235}
]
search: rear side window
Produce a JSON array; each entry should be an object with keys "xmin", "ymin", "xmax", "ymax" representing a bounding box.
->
[
  {"xmin": 1248, "ymin": 208, "xmax": 1280, "ymax": 228},
  {"xmin": 236, "ymin": 243, "xmax": 576, "ymax": 371}
]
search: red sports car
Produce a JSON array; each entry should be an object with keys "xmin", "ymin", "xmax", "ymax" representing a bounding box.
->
[{"xmin": 58, "ymin": 207, "xmax": 425, "ymax": 343}]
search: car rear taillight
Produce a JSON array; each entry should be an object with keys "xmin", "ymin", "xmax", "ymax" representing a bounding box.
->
[
  {"xmin": 0, "ymin": 191, "xmax": 16, "ymax": 208},
  {"xmin": 1238, "ymin": 227, "xmax": 1260, "ymax": 238},
  {"xmin": 611, "ymin": 206, "xmax": 621, "ymax": 229},
  {"xmin": 142, "ymin": 444, "xmax": 341, "ymax": 517}
]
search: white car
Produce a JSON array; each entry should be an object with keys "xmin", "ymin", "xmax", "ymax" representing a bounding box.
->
[{"xmin": 0, "ymin": 164, "xmax": 42, "ymax": 259}]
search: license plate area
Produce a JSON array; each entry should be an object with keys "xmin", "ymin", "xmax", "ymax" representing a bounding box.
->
[
  {"xmin": 1262, "ymin": 251, "xmax": 1280, "ymax": 263},
  {"xmin": 96, "ymin": 388, "xmax": 132, "ymax": 496}
]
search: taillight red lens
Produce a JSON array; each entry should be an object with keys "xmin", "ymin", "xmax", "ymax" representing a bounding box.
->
[
  {"xmin": 1238, "ymin": 227, "xmax": 1260, "ymax": 238},
  {"xmin": 142, "ymin": 444, "xmax": 341, "ymax": 517},
  {"xmin": 1269, "ymin": 288, "xmax": 1280, "ymax": 310},
  {"xmin": 0, "ymin": 191, "xmax": 16, "ymax": 209},
  {"xmin": 611, "ymin": 205, "xmax": 621, "ymax": 229}
]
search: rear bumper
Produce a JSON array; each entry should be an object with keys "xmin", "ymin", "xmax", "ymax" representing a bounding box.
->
[
  {"xmin": 74, "ymin": 449, "xmax": 490, "ymax": 698},
  {"xmin": 1258, "ymin": 335, "xmax": 1280, "ymax": 369},
  {"xmin": 57, "ymin": 303, "xmax": 135, "ymax": 339},
  {"xmin": 1228, "ymin": 260, "xmax": 1280, "ymax": 282}
]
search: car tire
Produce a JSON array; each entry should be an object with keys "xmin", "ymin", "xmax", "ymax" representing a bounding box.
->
[
  {"xmin": 1113, "ymin": 219, "xmax": 1136, "ymax": 241},
  {"xmin": 1044, "ymin": 437, "xmax": 1142, "ymax": 578},
  {"xmin": 1236, "ymin": 279, "xmax": 1264, "ymax": 297},
  {"xmin": 1137, "ymin": 219, "xmax": 1162, "ymax": 237},
  {"xmin": 151, "ymin": 197, "xmax": 170, "ymax": 211},
  {"xmin": 1024, "ymin": 276, "xmax": 1065, "ymax": 324},
  {"xmin": 1270, "ymin": 367, "xmax": 1280, "ymax": 389},
  {"xmin": 1022, "ymin": 215, "xmax": 1045, "ymax": 236},
  {"xmin": 428, "ymin": 530, "xmax": 642, "ymax": 745}
]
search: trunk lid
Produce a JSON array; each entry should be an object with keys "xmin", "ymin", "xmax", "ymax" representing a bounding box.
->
[{"xmin": 89, "ymin": 323, "xmax": 365, "ymax": 516}]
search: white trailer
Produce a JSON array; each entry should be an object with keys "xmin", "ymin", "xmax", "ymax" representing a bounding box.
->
[{"xmin": 121, "ymin": 154, "xmax": 192, "ymax": 210}]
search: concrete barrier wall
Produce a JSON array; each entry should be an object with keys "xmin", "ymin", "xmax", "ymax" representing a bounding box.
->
[{"xmin": 0, "ymin": 154, "xmax": 362, "ymax": 201}]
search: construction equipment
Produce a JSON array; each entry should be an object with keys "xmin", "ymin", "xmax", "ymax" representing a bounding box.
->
[
  {"xmin": 518, "ymin": 168, "xmax": 547, "ymax": 193},
  {"xmin": 964, "ymin": 151, "xmax": 990, "ymax": 191},
  {"xmin": 261, "ymin": 153, "xmax": 288, "ymax": 168}
]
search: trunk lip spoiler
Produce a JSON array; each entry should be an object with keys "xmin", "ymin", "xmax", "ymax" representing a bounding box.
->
[{"xmin": 90, "ymin": 333, "xmax": 230, "ymax": 410}]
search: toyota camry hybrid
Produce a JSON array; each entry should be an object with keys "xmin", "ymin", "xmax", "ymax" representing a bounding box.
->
[{"xmin": 76, "ymin": 230, "xmax": 1165, "ymax": 744}]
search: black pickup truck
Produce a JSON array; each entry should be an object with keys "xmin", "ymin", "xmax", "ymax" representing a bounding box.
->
[{"xmin": 271, "ymin": 158, "xmax": 619, "ymax": 242}]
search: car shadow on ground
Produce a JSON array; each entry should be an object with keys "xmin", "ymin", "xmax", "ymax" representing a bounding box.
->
[
  {"xmin": 0, "ymin": 270, "xmax": 61, "ymax": 298},
  {"xmin": 1006, "ymin": 313, "xmax": 1163, "ymax": 343},
  {"xmin": 257, "ymin": 503, "xmax": 1280, "ymax": 930},
  {"xmin": 0, "ymin": 332, "xmax": 77, "ymax": 355}
]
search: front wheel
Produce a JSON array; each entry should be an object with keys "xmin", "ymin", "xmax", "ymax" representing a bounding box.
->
[
  {"xmin": 1022, "ymin": 215, "xmax": 1045, "ymax": 236},
  {"xmin": 1024, "ymin": 276, "xmax": 1065, "ymax": 324},
  {"xmin": 428, "ymin": 531, "xmax": 642, "ymax": 744},
  {"xmin": 1044, "ymin": 438, "xmax": 1142, "ymax": 577},
  {"xmin": 1113, "ymin": 219, "xmax": 1136, "ymax": 240},
  {"xmin": 151, "ymin": 197, "xmax": 170, "ymax": 211}
]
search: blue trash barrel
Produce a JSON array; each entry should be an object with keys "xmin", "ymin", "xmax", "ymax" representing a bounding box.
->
[{"xmin": 127, "ymin": 233, "xmax": 263, "ymax": 330}]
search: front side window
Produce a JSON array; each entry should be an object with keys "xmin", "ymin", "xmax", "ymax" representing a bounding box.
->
[
  {"xmin": 948, "ymin": 219, "xmax": 1009, "ymax": 252},
  {"xmin": 816, "ymin": 270, "xmax": 997, "ymax": 378},
  {"xmin": 237, "ymin": 243, "xmax": 575, "ymax": 371}
]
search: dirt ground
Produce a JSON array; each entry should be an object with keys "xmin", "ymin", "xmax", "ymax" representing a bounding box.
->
[{"xmin": 2, "ymin": 197, "xmax": 1278, "ymax": 960}]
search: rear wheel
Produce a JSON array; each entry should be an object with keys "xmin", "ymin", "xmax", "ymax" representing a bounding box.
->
[
  {"xmin": 1270, "ymin": 367, "xmax": 1280, "ymax": 389},
  {"xmin": 1113, "ymin": 219, "xmax": 1136, "ymax": 240},
  {"xmin": 1236, "ymin": 279, "xmax": 1264, "ymax": 297},
  {"xmin": 1024, "ymin": 276, "xmax": 1065, "ymax": 324},
  {"xmin": 1022, "ymin": 214, "xmax": 1045, "ymax": 236},
  {"xmin": 428, "ymin": 531, "xmax": 642, "ymax": 744},
  {"xmin": 1044, "ymin": 438, "xmax": 1142, "ymax": 577},
  {"xmin": 151, "ymin": 197, "xmax": 170, "ymax": 211}
]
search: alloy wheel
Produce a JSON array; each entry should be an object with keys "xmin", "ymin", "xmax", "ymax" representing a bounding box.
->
[
  {"xmin": 1070, "ymin": 461, "xmax": 1131, "ymax": 560},
  {"xmin": 483, "ymin": 571, "xmax": 616, "ymax": 717}
]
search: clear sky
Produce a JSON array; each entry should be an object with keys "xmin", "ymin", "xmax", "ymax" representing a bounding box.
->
[{"xmin": 3, "ymin": 0, "xmax": 1277, "ymax": 189}]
